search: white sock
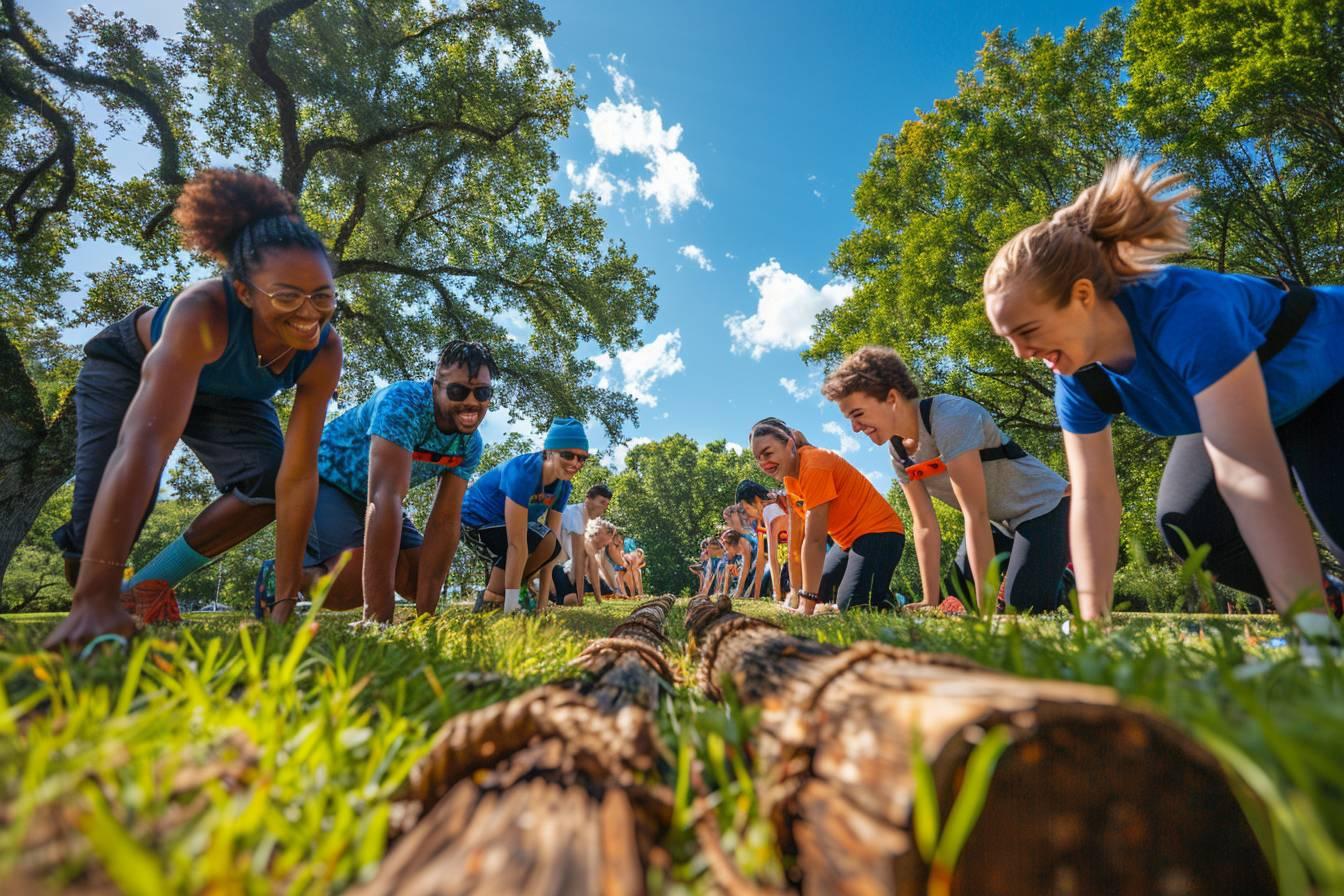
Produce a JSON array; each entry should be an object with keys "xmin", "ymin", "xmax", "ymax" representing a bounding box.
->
[{"xmin": 503, "ymin": 588, "xmax": 521, "ymax": 613}]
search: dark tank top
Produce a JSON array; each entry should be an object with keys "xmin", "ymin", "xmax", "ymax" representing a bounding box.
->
[{"xmin": 150, "ymin": 278, "xmax": 330, "ymax": 400}]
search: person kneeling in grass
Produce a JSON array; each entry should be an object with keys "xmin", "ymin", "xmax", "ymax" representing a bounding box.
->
[
  {"xmin": 984, "ymin": 157, "xmax": 1344, "ymax": 643},
  {"xmin": 460, "ymin": 418, "xmax": 588, "ymax": 612},
  {"xmin": 45, "ymin": 168, "xmax": 342, "ymax": 650},
  {"xmin": 736, "ymin": 481, "xmax": 796, "ymax": 602},
  {"xmin": 550, "ymin": 517, "xmax": 619, "ymax": 605},
  {"xmin": 257, "ymin": 341, "xmax": 493, "ymax": 622},
  {"xmin": 720, "ymin": 529, "xmax": 754, "ymax": 598},
  {"xmin": 749, "ymin": 417, "xmax": 906, "ymax": 614},
  {"xmin": 822, "ymin": 346, "xmax": 1071, "ymax": 614},
  {"xmin": 697, "ymin": 539, "xmax": 728, "ymax": 596}
]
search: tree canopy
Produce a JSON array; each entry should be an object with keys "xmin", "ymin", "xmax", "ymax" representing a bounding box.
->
[
  {"xmin": 0, "ymin": 0, "xmax": 658, "ymax": 582},
  {"xmin": 809, "ymin": 5, "xmax": 1344, "ymax": 557}
]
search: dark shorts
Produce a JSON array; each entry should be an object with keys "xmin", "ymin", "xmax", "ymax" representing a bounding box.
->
[
  {"xmin": 53, "ymin": 308, "xmax": 287, "ymax": 559},
  {"xmin": 304, "ymin": 479, "xmax": 424, "ymax": 567},
  {"xmin": 461, "ymin": 520, "xmax": 559, "ymax": 570},
  {"xmin": 551, "ymin": 564, "xmax": 616, "ymax": 600}
]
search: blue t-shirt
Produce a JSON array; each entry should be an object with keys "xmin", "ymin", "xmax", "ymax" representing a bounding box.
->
[
  {"xmin": 317, "ymin": 380, "xmax": 483, "ymax": 500},
  {"xmin": 1056, "ymin": 266, "xmax": 1344, "ymax": 436},
  {"xmin": 461, "ymin": 451, "xmax": 572, "ymax": 528}
]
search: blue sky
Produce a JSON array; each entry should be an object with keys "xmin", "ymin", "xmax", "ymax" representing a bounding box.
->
[{"xmin": 35, "ymin": 0, "xmax": 1117, "ymax": 490}]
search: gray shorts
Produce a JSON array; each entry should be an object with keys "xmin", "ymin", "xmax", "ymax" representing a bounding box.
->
[
  {"xmin": 53, "ymin": 308, "xmax": 288, "ymax": 559},
  {"xmin": 305, "ymin": 479, "xmax": 424, "ymax": 568}
]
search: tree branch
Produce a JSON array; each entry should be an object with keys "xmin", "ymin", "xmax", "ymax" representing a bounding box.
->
[
  {"xmin": 1, "ymin": 0, "xmax": 183, "ymax": 188},
  {"xmin": 247, "ymin": 0, "xmax": 318, "ymax": 195},
  {"xmin": 331, "ymin": 171, "xmax": 368, "ymax": 259},
  {"xmin": 0, "ymin": 71, "xmax": 75, "ymax": 241}
]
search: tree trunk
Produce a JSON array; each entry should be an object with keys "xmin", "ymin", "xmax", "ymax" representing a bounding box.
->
[
  {"xmin": 685, "ymin": 597, "xmax": 1274, "ymax": 896},
  {"xmin": 0, "ymin": 327, "xmax": 77, "ymax": 587},
  {"xmin": 357, "ymin": 596, "xmax": 678, "ymax": 896}
]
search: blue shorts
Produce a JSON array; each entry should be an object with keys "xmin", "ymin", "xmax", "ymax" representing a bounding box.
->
[
  {"xmin": 304, "ymin": 479, "xmax": 424, "ymax": 567},
  {"xmin": 54, "ymin": 308, "xmax": 287, "ymax": 559}
]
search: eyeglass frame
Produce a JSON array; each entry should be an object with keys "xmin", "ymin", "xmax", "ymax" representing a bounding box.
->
[
  {"xmin": 557, "ymin": 450, "xmax": 589, "ymax": 464},
  {"xmin": 241, "ymin": 279, "xmax": 339, "ymax": 313}
]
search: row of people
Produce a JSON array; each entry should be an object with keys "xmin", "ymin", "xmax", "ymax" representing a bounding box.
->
[
  {"xmin": 715, "ymin": 158, "xmax": 1340, "ymax": 632},
  {"xmin": 44, "ymin": 168, "xmax": 649, "ymax": 650}
]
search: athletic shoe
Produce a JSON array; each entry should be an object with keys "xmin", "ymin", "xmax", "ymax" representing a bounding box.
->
[
  {"xmin": 1325, "ymin": 575, "xmax": 1343, "ymax": 619},
  {"xmin": 940, "ymin": 596, "xmax": 967, "ymax": 616},
  {"xmin": 131, "ymin": 580, "xmax": 181, "ymax": 625}
]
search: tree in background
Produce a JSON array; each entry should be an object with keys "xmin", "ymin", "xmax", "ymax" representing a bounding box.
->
[
  {"xmin": 810, "ymin": 7, "xmax": 1344, "ymax": 563},
  {"xmin": 607, "ymin": 435, "xmax": 766, "ymax": 595},
  {"xmin": 0, "ymin": 0, "xmax": 657, "ymax": 584}
]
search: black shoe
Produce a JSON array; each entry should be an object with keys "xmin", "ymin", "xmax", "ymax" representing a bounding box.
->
[{"xmin": 473, "ymin": 589, "xmax": 486, "ymax": 612}]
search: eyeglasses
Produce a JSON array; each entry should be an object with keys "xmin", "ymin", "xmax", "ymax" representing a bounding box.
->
[
  {"xmin": 558, "ymin": 450, "xmax": 589, "ymax": 464},
  {"xmin": 437, "ymin": 382, "xmax": 494, "ymax": 402},
  {"xmin": 244, "ymin": 280, "xmax": 338, "ymax": 313}
]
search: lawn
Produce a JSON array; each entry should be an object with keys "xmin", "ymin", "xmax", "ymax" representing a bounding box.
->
[{"xmin": 2, "ymin": 600, "xmax": 1341, "ymax": 894}]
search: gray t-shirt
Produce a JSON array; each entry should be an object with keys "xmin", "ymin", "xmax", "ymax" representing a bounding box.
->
[{"xmin": 890, "ymin": 394, "xmax": 1068, "ymax": 531}]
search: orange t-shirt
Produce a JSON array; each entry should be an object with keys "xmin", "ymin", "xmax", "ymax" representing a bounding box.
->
[{"xmin": 784, "ymin": 446, "xmax": 904, "ymax": 550}]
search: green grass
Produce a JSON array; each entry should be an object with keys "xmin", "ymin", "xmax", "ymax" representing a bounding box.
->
[{"xmin": 3, "ymin": 600, "xmax": 1342, "ymax": 894}]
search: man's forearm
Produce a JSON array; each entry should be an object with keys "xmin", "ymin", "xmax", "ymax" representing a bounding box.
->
[
  {"xmin": 362, "ymin": 495, "xmax": 403, "ymax": 621},
  {"xmin": 415, "ymin": 526, "xmax": 458, "ymax": 615}
]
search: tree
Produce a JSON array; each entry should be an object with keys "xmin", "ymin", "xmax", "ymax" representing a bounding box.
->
[
  {"xmin": 608, "ymin": 435, "xmax": 765, "ymax": 594},
  {"xmin": 0, "ymin": 0, "xmax": 658, "ymax": 584},
  {"xmin": 1126, "ymin": 0, "xmax": 1344, "ymax": 284},
  {"xmin": 809, "ymin": 12, "xmax": 1169, "ymax": 555}
]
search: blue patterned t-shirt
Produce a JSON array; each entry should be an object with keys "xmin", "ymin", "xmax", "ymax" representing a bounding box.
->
[{"xmin": 317, "ymin": 380, "xmax": 483, "ymax": 500}]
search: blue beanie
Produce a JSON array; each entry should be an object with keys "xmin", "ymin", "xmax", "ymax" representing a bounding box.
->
[{"xmin": 544, "ymin": 417, "xmax": 589, "ymax": 452}]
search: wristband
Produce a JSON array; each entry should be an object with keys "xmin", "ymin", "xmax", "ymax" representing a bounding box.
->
[
  {"xmin": 797, "ymin": 590, "xmax": 819, "ymax": 602},
  {"xmin": 503, "ymin": 588, "xmax": 521, "ymax": 613}
]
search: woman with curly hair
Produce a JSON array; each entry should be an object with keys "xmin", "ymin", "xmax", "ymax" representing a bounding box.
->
[
  {"xmin": 46, "ymin": 168, "xmax": 343, "ymax": 649},
  {"xmin": 983, "ymin": 157, "xmax": 1344, "ymax": 638}
]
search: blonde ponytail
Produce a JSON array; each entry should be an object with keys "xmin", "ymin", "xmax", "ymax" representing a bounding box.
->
[{"xmin": 984, "ymin": 157, "xmax": 1195, "ymax": 306}]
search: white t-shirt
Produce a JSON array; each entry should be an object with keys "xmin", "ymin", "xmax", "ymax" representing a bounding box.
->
[
  {"xmin": 761, "ymin": 502, "xmax": 784, "ymax": 535},
  {"xmin": 558, "ymin": 504, "xmax": 587, "ymax": 565}
]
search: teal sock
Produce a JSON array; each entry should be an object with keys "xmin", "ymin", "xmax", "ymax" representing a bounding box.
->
[{"xmin": 128, "ymin": 534, "xmax": 212, "ymax": 589}]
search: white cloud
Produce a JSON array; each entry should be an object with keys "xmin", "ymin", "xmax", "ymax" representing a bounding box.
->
[
  {"xmin": 724, "ymin": 259, "xmax": 855, "ymax": 360},
  {"xmin": 864, "ymin": 470, "xmax": 889, "ymax": 488},
  {"xmin": 724, "ymin": 251, "xmax": 736, "ymax": 260},
  {"xmin": 568, "ymin": 59, "xmax": 709, "ymax": 223},
  {"xmin": 612, "ymin": 436, "xmax": 653, "ymax": 470},
  {"xmin": 565, "ymin": 159, "xmax": 632, "ymax": 205},
  {"xmin": 779, "ymin": 376, "xmax": 810, "ymax": 401},
  {"xmin": 593, "ymin": 330, "xmax": 685, "ymax": 406},
  {"xmin": 679, "ymin": 244, "xmax": 714, "ymax": 271},
  {"xmin": 724, "ymin": 441, "xmax": 745, "ymax": 454},
  {"xmin": 823, "ymin": 421, "xmax": 861, "ymax": 456}
]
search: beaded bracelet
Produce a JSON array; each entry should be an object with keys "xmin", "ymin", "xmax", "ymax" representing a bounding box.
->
[{"xmin": 80, "ymin": 556, "xmax": 127, "ymax": 569}]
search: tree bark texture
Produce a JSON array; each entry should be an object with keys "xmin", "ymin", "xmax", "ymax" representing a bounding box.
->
[
  {"xmin": 356, "ymin": 596, "xmax": 678, "ymax": 896},
  {"xmin": 684, "ymin": 596, "xmax": 1274, "ymax": 896},
  {"xmin": 0, "ymin": 327, "xmax": 76, "ymax": 585}
]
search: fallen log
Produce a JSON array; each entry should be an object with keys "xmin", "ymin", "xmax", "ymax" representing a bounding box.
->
[
  {"xmin": 357, "ymin": 596, "xmax": 677, "ymax": 896},
  {"xmin": 685, "ymin": 596, "xmax": 1273, "ymax": 896}
]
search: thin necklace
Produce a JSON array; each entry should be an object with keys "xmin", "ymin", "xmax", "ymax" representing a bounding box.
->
[{"xmin": 258, "ymin": 344, "xmax": 294, "ymax": 370}]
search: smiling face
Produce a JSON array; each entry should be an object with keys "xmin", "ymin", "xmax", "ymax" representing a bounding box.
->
[
  {"xmin": 751, "ymin": 433, "xmax": 797, "ymax": 480},
  {"xmin": 432, "ymin": 362, "xmax": 491, "ymax": 435},
  {"xmin": 739, "ymin": 497, "xmax": 763, "ymax": 521},
  {"xmin": 835, "ymin": 389, "xmax": 903, "ymax": 445},
  {"xmin": 548, "ymin": 448, "xmax": 589, "ymax": 480},
  {"xmin": 236, "ymin": 247, "xmax": 335, "ymax": 352},
  {"xmin": 586, "ymin": 494, "xmax": 611, "ymax": 518},
  {"xmin": 985, "ymin": 279, "xmax": 1102, "ymax": 377}
]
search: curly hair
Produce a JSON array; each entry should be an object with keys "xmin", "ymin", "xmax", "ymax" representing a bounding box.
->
[
  {"xmin": 984, "ymin": 157, "xmax": 1194, "ymax": 307},
  {"xmin": 173, "ymin": 168, "xmax": 330, "ymax": 280},
  {"xmin": 821, "ymin": 346, "xmax": 920, "ymax": 402}
]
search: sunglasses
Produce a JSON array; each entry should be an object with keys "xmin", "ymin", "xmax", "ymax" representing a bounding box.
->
[
  {"xmin": 558, "ymin": 450, "xmax": 589, "ymax": 464},
  {"xmin": 437, "ymin": 381, "xmax": 494, "ymax": 402}
]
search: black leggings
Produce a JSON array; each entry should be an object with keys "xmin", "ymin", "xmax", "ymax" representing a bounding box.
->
[
  {"xmin": 1157, "ymin": 376, "xmax": 1344, "ymax": 597},
  {"xmin": 946, "ymin": 498, "xmax": 1071, "ymax": 613},
  {"xmin": 818, "ymin": 530, "xmax": 904, "ymax": 611}
]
